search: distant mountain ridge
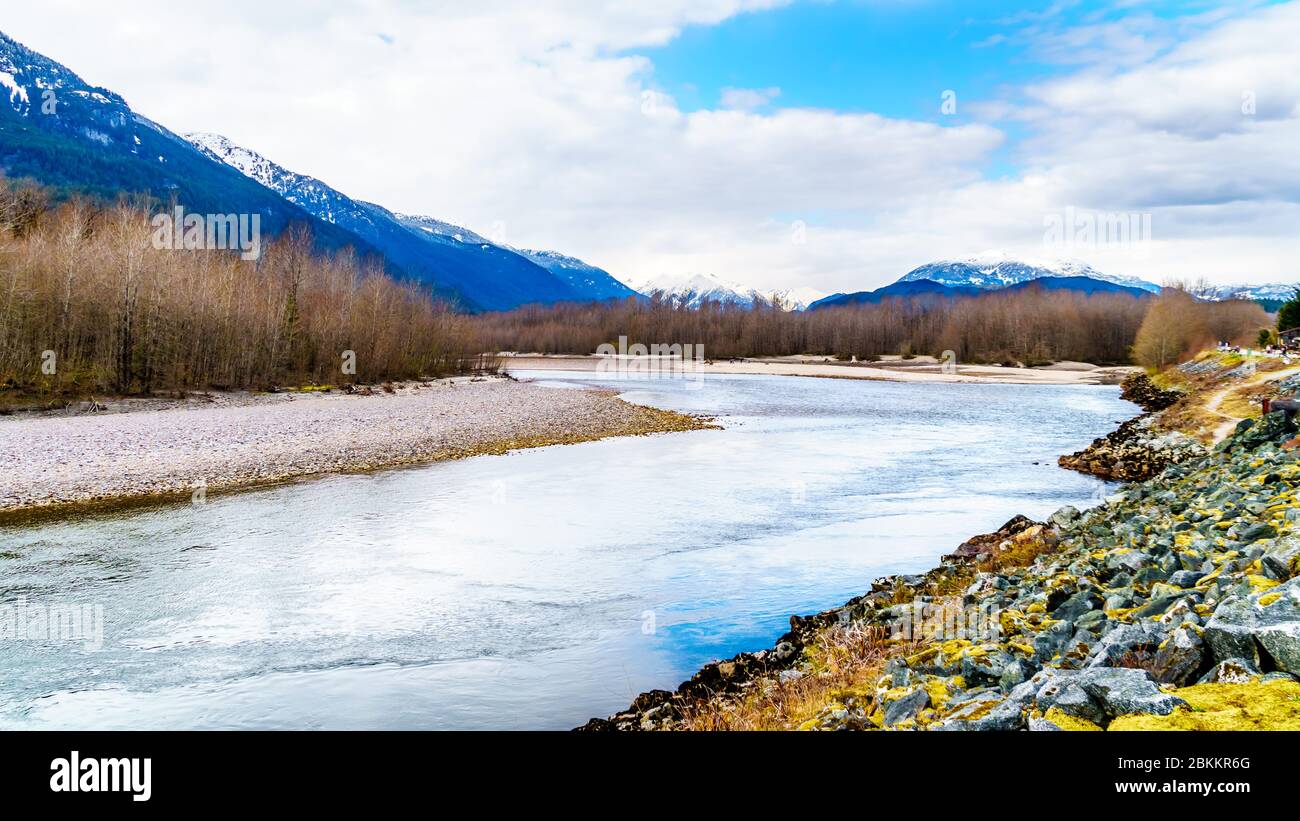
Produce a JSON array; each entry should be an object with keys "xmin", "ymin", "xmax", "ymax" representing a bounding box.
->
[
  {"xmin": 810, "ymin": 256, "xmax": 1157, "ymax": 310},
  {"xmin": 0, "ymin": 31, "xmax": 384, "ymax": 262},
  {"xmin": 515, "ymin": 248, "xmax": 641, "ymax": 302},
  {"xmin": 896, "ymin": 253, "xmax": 1161, "ymax": 294},
  {"xmin": 810, "ymin": 279, "xmax": 981, "ymax": 309},
  {"xmin": 188, "ymin": 132, "xmax": 618, "ymax": 312},
  {"xmin": 0, "ymin": 30, "xmax": 637, "ymax": 313},
  {"xmin": 1207, "ymin": 283, "xmax": 1297, "ymax": 303},
  {"xmin": 634, "ymin": 272, "xmax": 826, "ymax": 310}
]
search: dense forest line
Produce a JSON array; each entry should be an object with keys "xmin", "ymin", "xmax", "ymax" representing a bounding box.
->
[
  {"xmin": 1, "ymin": 173, "xmax": 1273, "ymax": 404},
  {"xmin": 473, "ymin": 286, "xmax": 1270, "ymax": 368},
  {"xmin": 0, "ymin": 177, "xmax": 488, "ymax": 403}
]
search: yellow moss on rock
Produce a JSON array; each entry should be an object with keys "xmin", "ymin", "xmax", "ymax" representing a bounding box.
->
[
  {"xmin": 1248, "ymin": 575, "xmax": 1280, "ymax": 593},
  {"xmin": 1109, "ymin": 680, "xmax": 1300, "ymax": 731},
  {"xmin": 1043, "ymin": 708, "xmax": 1102, "ymax": 731}
]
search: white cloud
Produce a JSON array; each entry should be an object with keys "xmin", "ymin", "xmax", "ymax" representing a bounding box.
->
[
  {"xmin": 719, "ymin": 86, "xmax": 781, "ymax": 110},
  {"xmin": 3, "ymin": 0, "xmax": 1300, "ymax": 294}
]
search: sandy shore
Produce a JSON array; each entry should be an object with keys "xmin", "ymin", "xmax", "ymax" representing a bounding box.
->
[
  {"xmin": 0, "ymin": 377, "xmax": 711, "ymax": 518},
  {"xmin": 503, "ymin": 354, "xmax": 1135, "ymax": 385}
]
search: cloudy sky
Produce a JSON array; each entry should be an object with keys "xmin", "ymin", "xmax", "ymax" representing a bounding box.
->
[{"xmin": 6, "ymin": 0, "xmax": 1300, "ymax": 293}]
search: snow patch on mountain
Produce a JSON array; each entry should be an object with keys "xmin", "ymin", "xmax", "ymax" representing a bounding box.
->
[
  {"xmin": 395, "ymin": 213, "xmax": 494, "ymax": 247},
  {"xmin": 187, "ymin": 132, "xmax": 289, "ymax": 192},
  {"xmin": 515, "ymin": 249, "xmax": 639, "ymax": 301},
  {"xmin": 897, "ymin": 251, "xmax": 1160, "ymax": 294},
  {"xmin": 634, "ymin": 273, "xmax": 757, "ymax": 307},
  {"xmin": 0, "ymin": 70, "xmax": 28, "ymax": 107},
  {"xmin": 1207, "ymin": 283, "xmax": 1297, "ymax": 302},
  {"xmin": 634, "ymin": 273, "xmax": 826, "ymax": 309}
]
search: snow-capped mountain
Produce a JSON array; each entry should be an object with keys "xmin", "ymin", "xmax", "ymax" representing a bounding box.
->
[
  {"xmin": 633, "ymin": 273, "xmax": 825, "ymax": 309},
  {"xmin": 634, "ymin": 273, "xmax": 756, "ymax": 307},
  {"xmin": 774, "ymin": 287, "xmax": 831, "ymax": 311},
  {"xmin": 0, "ymin": 30, "xmax": 132, "ymax": 138},
  {"xmin": 188, "ymin": 132, "xmax": 383, "ymax": 229},
  {"xmin": 0, "ymin": 26, "xmax": 636, "ymax": 314},
  {"xmin": 1207, "ymin": 283, "xmax": 1297, "ymax": 302},
  {"xmin": 396, "ymin": 213, "xmax": 496, "ymax": 247},
  {"xmin": 0, "ymin": 30, "xmax": 413, "ymax": 278},
  {"xmin": 515, "ymin": 249, "xmax": 640, "ymax": 302},
  {"xmin": 188, "ymin": 132, "xmax": 594, "ymax": 311},
  {"xmin": 897, "ymin": 252, "xmax": 1161, "ymax": 294}
]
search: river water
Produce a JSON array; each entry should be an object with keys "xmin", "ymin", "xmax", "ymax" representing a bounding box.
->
[{"xmin": 0, "ymin": 371, "xmax": 1133, "ymax": 729}]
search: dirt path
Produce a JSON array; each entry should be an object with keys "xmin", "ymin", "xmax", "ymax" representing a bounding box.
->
[{"xmin": 1205, "ymin": 366, "xmax": 1300, "ymax": 443}]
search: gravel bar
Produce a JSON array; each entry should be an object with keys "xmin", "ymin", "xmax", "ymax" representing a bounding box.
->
[{"xmin": 0, "ymin": 377, "xmax": 712, "ymax": 516}]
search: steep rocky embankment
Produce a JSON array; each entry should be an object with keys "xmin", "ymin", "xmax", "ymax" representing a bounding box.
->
[{"xmin": 582, "ymin": 368, "xmax": 1300, "ymax": 731}]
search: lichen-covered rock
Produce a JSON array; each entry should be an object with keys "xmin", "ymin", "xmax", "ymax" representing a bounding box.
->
[
  {"xmin": 1059, "ymin": 415, "xmax": 1206, "ymax": 481},
  {"xmin": 1119, "ymin": 372, "xmax": 1183, "ymax": 412},
  {"xmin": 1150, "ymin": 624, "xmax": 1206, "ymax": 686},
  {"xmin": 1028, "ymin": 708, "xmax": 1102, "ymax": 731},
  {"xmin": 1260, "ymin": 537, "xmax": 1300, "ymax": 581},
  {"xmin": 882, "ymin": 686, "xmax": 930, "ymax": 727},
  {"xmin": 946, "ymin": 515, "xmax": 1042, "ymax": 560},
  {"xmin": 1085, "ymin": 622, "xmax": 1165, "ymax": 669},
  {"xmin": 1109, "ymin": 679, "xmax": 1300, "ymax": 730},
  {"xmin": 1070, "ymin": 668, "xmax": 1188, "ymax": 720},
  {"xmin": 1037, "ymin": 680, "xmax": 1106, "ymax": 725},
  {"xmin": 1204, "ymin": 578, "xmax": 1300, "ymax": 674},
  {"xmin": 931, "ymin": 696, "xmax": 1024, "ymax": 731},
  {"xmin": 1048, "ymin": 505, "xmax": 1081, "ymax": 531},
  {"xmin": 1223, "ymin": 411, "xmax": 1296, "ymax": 453}
]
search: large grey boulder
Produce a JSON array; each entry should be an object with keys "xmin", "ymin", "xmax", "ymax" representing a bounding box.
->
[
  {"xmin": 930, "ymin": 696, "xmax": 1025, "ymax": 731},
  {"xmin": 1085, "ymin": 622, "xmax": 1164, "ymax": 668},
  {"xmin": 1150, "ymin": 624, "xmax": 1206, "ymax": 686},
  {"xmin": 1167, "ymin": 569, "xmax": 1205, "ymax": 588},
  {"xmin": 1072, "ymin": 668, "xmax": 1188, "ymax": 719},
  {"xmin": 1037, "ymin": 680, "xmax": 1106, "ymax": 725},
  {"xmin": 1203, "ymin": 577, "xmax": 1300, "ymax": 674},
  {"xmin": 1048, "ymin": 505, "xmax": 1081, "ymax": 531},
  {"xmin": 1197, "ymin": 657, "xmax": 1260, "ymax": 684},
  {"xmin": 882, "ymin": 686, "xmax": 930, "ymax": 727},
  {"xmin": 1260, "ymin": 537, "xmax": 1300, "ymax": 581}
]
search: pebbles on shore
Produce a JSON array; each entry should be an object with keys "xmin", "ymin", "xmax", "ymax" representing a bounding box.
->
[{"xmin": 0, "ymin": 378, "xmax": 712, "ymax": 516}]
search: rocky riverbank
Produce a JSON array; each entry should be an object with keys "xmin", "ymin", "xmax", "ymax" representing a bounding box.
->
[
  {"xmin": 1058, "ymin": 373, "xmax": 1204, "ymax": 481},
  {"xmin": 0, "ymin": 377, "xmax": 714, "ymax": 519},
  {"xmin": 581, "ymin": 369, "xmax": 1300, "ymax": 731}
]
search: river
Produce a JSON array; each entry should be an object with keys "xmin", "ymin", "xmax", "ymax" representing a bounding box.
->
[{"xmin": 0, "ymin": 371, "xmax": 1132, "ymax": 729}]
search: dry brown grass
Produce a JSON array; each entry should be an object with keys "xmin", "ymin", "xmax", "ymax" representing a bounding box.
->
[
  {"xmin": 678, "ymin": 625, "xmax": 907, "ymax": 731},
  {"xmin": 673, "ymin": 521, "xmax": 1078, "ymax": 730},
  {"xmin": 976, "ymin": 528, "xmax": 1059, "ymax": 574},
  {"xmin": 1155, "ymin": 355, "xmax": 1300, "ymax": 442}
]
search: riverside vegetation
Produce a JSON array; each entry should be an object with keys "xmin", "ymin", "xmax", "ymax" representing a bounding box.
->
[
  {"xmin": 582, "ymin": 361, "xmax": 1300, "ymax": 731},
  {"xmin": 476, "ymin": 281, "xmax": 1268, "ymax": 367},
  {"xmin": 0, "ymin": 177, "xmax": 490, "ymax": 412}
]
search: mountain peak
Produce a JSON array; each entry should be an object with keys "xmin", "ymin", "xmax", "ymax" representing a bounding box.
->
[
  {"xmin": 186, "ymin": 132, "xmax": 312, "ymax": 196},
  {"xmin": 898, "ymin": 254, "xmax": 1160, "ymax": 294},
  {"xmin": 632, "ymin": 273, "xmax": 826, "ymax": 310}
]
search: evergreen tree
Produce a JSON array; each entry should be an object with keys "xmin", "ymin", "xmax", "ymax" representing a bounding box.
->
[{"xmin": 1277, "ymin": 288, "xmax": 1300, "ymax": 333}]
